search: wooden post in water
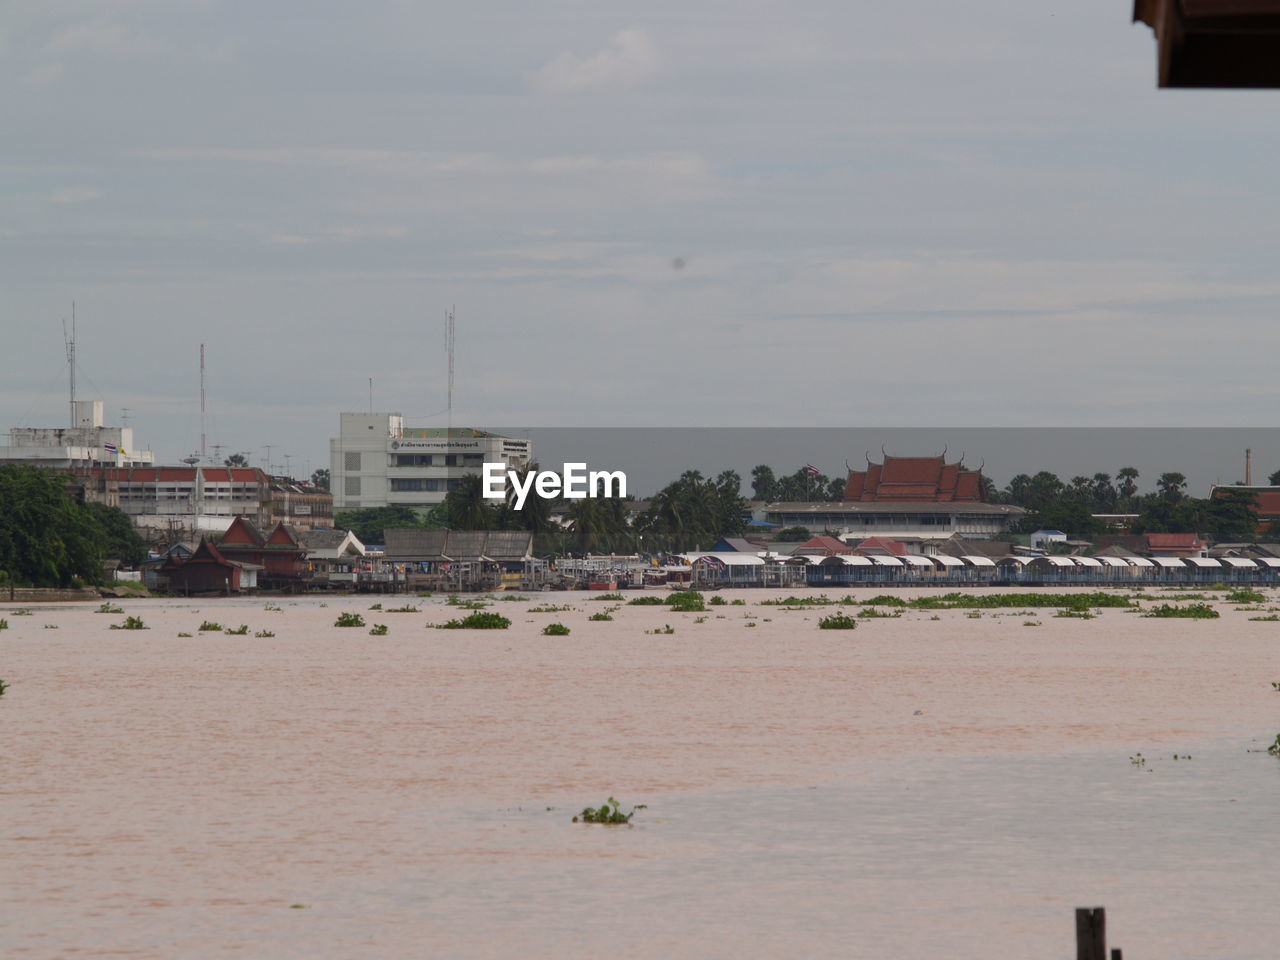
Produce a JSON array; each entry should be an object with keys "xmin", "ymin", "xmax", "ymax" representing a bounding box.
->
[{"xmin": 1076, "ymin": 906, "xmax": 1106, "ymax": 960}]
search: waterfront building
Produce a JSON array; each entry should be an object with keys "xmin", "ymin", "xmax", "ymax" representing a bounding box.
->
[
  {"xmin": 329, "ymin": 413, "xmax": 531, "ymax": 512},
  {"xmin": 1, "ymin": 400, "xmax": 154, "ymax": 473}
]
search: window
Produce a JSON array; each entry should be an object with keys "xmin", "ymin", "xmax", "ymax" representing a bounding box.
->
[
  {"xmin": 345, "ymin": 477, "xmax": 361, "ymax": 496},
  {"xmin": 344, "ymin": 452, "xmax": 361, "ymax": 471}
]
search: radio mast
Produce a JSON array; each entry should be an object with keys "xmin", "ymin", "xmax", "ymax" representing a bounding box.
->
[
  {"xmin": 200, "ymin": 343, "xmax": 207, "ymax": 461},
  {"xmin": 445, "ymin": 306, "xmax": 455, "ymax": 433},
  {"xmin": 63, "ymin": 302, "xmax": 76, "ymax": 428}
]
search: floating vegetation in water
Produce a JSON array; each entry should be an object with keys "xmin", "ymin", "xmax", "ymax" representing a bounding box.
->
[
  {"xmin": 368, "ymin": 603, "xmax": 383, "ymax": 611},
  {"xmin": 817, "ymin": 613, "xmax": 858, "ymax": 630},
  {"xmin": 667, "ymin": 591, "xmax": 706, "ymax": 612},
  {"xmin": 368, "ymin": 624, "xmax": 389, "ymax": 636},
  {"xmin": 0, "ymin": 619, "xmax": 7, "ymax": 631},
  {"xmin": 43, "ymin": 624, "xmax": 58, "ymax": 629},
  {"xmin": 529, "ymin": 604, "xmax": 573, "ymax": 613},
  {"xmin": 645, "ymin": 624, "xmax": 675, "ymax": 634},
  {"xmin": 109, "ymin": 616, "xmax": 148, "ymax": 630},
  {"xmin": 859, "ymin": 595, "xmax": 909, "ymax": 607},
  {"xmin": 588, "ymin": 611, "xmax": 614, "ymax": 621},
  {"xmin": 437, "ymin": 612, "xmax": 511, "ymax": 629},
  {"xmin": 759, "ymin": 595, "xmax": 838, "ymax": 607},
  {"xmin": 1130, "ymin": 752, "xmax": 1146, "ymax": 766},
  {"xmin": 693, "ymin": 616, "xmax": 707, "ymax": 623},
  {"xmin": 224, "ymin": 624, "xmax": 249, "ymax": 635},
  {"xmin": 1267, "ymin": 734, "xmax": 1280, "ymax": 757},
  {"xmin": 263, "ymin": 604, "xmax": 282, "ymax": 612},
  {"xmin": 384, "ymin": 605, "xmax": 420, "ymax": 613},
  {"xmin": 731, "ymin": 599, "xmax": 746, "ymax": 605},
  {"xmin": 0, "ymin": 678, "xmax": 8, "ymax": 696},
  {"xmin": 254, "ymin": 630, "xmax": 275, "ymax": 638},
  {"xmin": 573, "ymin": 797, "xmax": 634, "ymax": 824},
  {"xmin": 1142, "ymin": 603, "xmax": 1219, "ymax": 619},
  {"xmin": 965, "ymin": 610, "xmax": 982, "ymax": 619},
  {"xmin": 628, "ymin": 596, "xmax": 665, "ymax": 606},
  {"xmin": 912, "ymin": 592, "xmax": 1133, "ymax": 611},
  {"xmin": 708, "ymin": 595, "xmax": 727, "ymax": 606},
  {"xmin": 446, "ymin": 595, "xmax": 491, "ymax": 608},
  {"xmin": 96, "ymin": 602, "xmax": 124, "ymax": 614},
  {"xmin": 1054, "ymin": 609, "xmax": 1095, "ymax": 619},
  {"xmin": 10, "ymin": 608, "xmax": 31, "ymax": 616},
  {"xmin": 334, "ymin": 612, "xmax": 366, "ymax": 627},
  {"xmin": 177, "ymin": 632, "xmax": 192, "ymax": 637},
  {"xmin": 498, "ymin": 595, "xmax": 530, "ymax": 602},
  {"xmin": 1229, "ymin": 588, "xmax": 1270, "ymax": 603},
  {"xmin": 591, "ymin": 593, "xmax": 624, "ymax": 601},
  {"xmin": 858, "ymin": 608, "xmax": 902, "ymax": 619},
  {"xmin": 542, "ymin": 622, "xmax": 570, "ymax": 635},
  {"xmin": 198, "ymin": 621, "xmax": 223, "ymax": 632},
  {"xmin": 1249, "ymin": 615, "xmax": 1280, "ymax": 622},
  {"xmin": 1023, "ymin": 621, "xmax": 1042, "ymax": 627}
]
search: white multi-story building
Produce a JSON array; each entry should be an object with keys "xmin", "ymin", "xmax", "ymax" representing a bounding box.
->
[
  {"xmin": 1, "ymin": 400, "xmax": 154, "ymax": 470},
  {"xmin": 329, "ymin": 413, "xmax": 531, "ymax": 511}
]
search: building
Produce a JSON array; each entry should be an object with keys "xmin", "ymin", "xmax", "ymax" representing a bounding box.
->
[
  {"xmin": 264, "ymin": 476, "xmax": 334, "ymax": 530},
  {"xmin": 843, "ymin": 453, "xmax": 988, "ymax": 502},
  {"xmin": 1134, "ymin": 0, "xmax": 1280, "ymax": 88},
  {"xmin": 330, "ymin": 413, "xmax": 531, "ymax": 512},
  {"xmin": 2, "ymin": 401, "xmax": 155, "ymax": 478},
  {"xmin": 1210, "ymin": 485, "xmax": 1280, "ymax": 535},
  {"xmin": 92, "ymin": 465, "xmax": 271, "ymax": 538}
]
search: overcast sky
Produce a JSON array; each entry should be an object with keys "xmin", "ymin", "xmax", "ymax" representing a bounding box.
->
[{"xmin": 5, "ymin": 1, "xmax": 1280, "ymax": 483}]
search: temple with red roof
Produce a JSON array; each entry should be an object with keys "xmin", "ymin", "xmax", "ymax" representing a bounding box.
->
[{"xmin": 843, "ymin": 454, "xmax": 987, "ymax": 503}]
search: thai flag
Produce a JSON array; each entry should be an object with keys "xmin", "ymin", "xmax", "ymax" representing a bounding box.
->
[
  {"xmin": 804, "ymin": 463, "xmax": 820, "ymax": 476},
  {"xmin": 103, "ymin": 443, "xmax": 118, "ymax": 455}
]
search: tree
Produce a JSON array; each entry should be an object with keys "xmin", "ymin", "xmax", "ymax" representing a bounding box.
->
[
  {"xmin": 1116, "ymin": 467, "xmax": 1140, "ymax": 509},
  {"xmin": 85, "ymin": 502, "xmax": 147, "ymax": 567},
  {"xmin": 334, "ymin": 505, "xmax": 425, "ymax": 545},
  {"xmin": 310, "ymin": 468, "xmax": 330, "ymax": 490},
  {"xmin": 1204, "ymin": 489, "xmax": 1258, "ymax": 542},
  {"xmin": 225, "ymin": 453, "xmax": 249, "ymax": 468},
  {"xmin": 1156, "ymin": 472, "xmax": 1188, "ymax": 502},
  {"xmin": 1269, "ymin": 468, "xmax": 1280, "ymax": 486},
  {"xmin": 773, "ymin": 526, "xmax": 812, "ymax": 541},
  {"xmin": 0, "ymin": 464, "xmax": 106, "ymax": 586},
  {"xmin": 750, "ymin": 465, "xmax": 778, "ymax": 501}
]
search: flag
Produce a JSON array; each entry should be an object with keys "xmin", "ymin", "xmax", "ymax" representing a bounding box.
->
[
  {"xmin": 103, "ymin": 442, "xmax": 118, "ymax": 455},
  {"xmin": 804, "ymin": 463, "xmax": 820, "ymax": 476}
]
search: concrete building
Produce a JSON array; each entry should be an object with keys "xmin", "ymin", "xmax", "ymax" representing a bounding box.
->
[
  {"xmin": 329, "ymin": 413, "xmax": 531, "ymax": 512},
  {"xmin": 95, "ymin": 465, "xmax": 271, "ymax": 538},
  {"xmin": 1, "ymin": 400, "xmax": 154, "ymax": 473}
]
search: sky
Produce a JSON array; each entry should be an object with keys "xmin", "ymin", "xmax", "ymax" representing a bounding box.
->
[{"xmin": 4, "ymin": 1, "xmax": 1280, "ymax": 486}]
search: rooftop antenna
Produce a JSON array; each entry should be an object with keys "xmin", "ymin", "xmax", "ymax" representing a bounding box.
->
[
  {"xmin": 62, "ymin": 301, "xmax": 76, "ymax": 428},
  {"xmin": 368, "ymin": 377, "xmax": 373, "ymax": 414},
  {"xmin": 445, "ymin": 305, "xmax": 455, "ymax": 433},
  {"xmin": 1246, "ymin": 447, "xmax": 1253, "ymax": 485},
  {"xmin": 200, "ymin": 343, "xmax": 207, "ymax": 461}
]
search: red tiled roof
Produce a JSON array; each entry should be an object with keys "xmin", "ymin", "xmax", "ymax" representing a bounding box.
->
[
  {"xmin": 842, "ymin": 455, "xmax": 987, "ymax": 503},
  {"xmin": 793, "ymin": 535, "xmax": 853, "ymax": 556},
  {"xmin": 853, "ymin": 536, "xmax": 906, "ymax": 556},
  {"xmin": 1146, "ymin": 533, "xmax": 1203, "ymax": 548}
]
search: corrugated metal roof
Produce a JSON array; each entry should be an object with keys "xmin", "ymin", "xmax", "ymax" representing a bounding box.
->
[{"xmin": 961, "ymin": 556, "xmax": 995, "ymax": 566}]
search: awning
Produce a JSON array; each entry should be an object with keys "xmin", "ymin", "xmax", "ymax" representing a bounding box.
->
[
  {"xmin": 1255, "ymin": 557, "xmax": 1280, "ymax": 568},
  {"xmin": 1125, "ymin": 556, "xmax": 1155, "ymax": 567},
  {"xmin": 1096, "ymin": 556, "xmax": 1131, "ymax": 567},
  {"xmin": 870, "ymin": 555, "xmax": 903, "ymax": 566},
  {"xmin": 930, "ymin": 555, "xmax": 964, "ymax": 566},
  {"xmin": 899, "ymin": 555, "xmax": 933, "ymax": 567},
  {"xmin": 1073, "ymin": 556, "xmax": 1102, "ymax": 567},
  {"xmin": 1152, "ymin": 557, "xmax": 1185, "ymax": 568},
  {"xmin": 998, "ymin": 556, "xmax": 1034, "ymax": 565},
  {"xmin": 820, "ymin": 555, "xmax": 874, "ymax": 566},
  {"xmin": 1036, "ymin": 556, "xmax": 1076, "ymax": 567},
  {"xmin": 1184, "ymin": 557, "xmax": 1220, "ymax": 568},
  {"xmin": 1221, "ymin": 557, "xmax": 1257, "ymax": 568},
  {"xmin": 690, "ymin": 553, "xmax": 765, "ymax": 566},
  {"xmin": 960, "ymin": 556, "xmax": 995, "ymax": 567}
]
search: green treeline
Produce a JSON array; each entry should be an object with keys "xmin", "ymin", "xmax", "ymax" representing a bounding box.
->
[
  {"xmin": 988, "ymin": 468, "xmax": 1269, "ymax": 541},
  {"xmin": 0, "ymin": 464, "xmax": 146, "ymax": 588}
]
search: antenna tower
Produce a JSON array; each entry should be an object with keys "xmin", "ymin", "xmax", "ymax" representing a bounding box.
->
[
  {"xmin": 200, "ymin": 343, "xmax": 207, "ymax": 460},
  {"xmin": 445, "ymin": 306, "xmax": 455, "ymax": 432},
  {"xmin": 63, "ymin": 301, "xmax": 76, "ymax": 428}
]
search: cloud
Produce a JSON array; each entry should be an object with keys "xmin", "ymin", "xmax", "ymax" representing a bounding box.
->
[
  {"xmin": 42, "ymin": 20, "xmax": 157, "ymax": 58},
  {"xmin": 19, "ymin": 61, "xmax": 65, "ymax": 87},
  {"xmin": 49, "ymin": 187, "xmax": 102, "ymax": 204},
  {"xmin": 529, "ymin": 27, "xmax": 659, "ymax": 94}
]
